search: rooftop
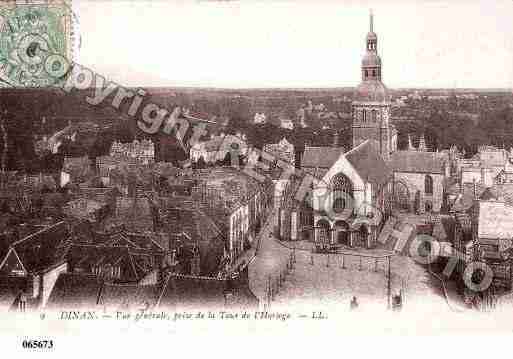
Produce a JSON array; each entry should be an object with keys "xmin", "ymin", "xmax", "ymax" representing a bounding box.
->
[
  {"xmin": 345, "ymin": 140, "xmax": 391, "ymax": 188},
  {"xmin": 354, "ymin": 80, "xmax": 390, "ymax": 103},
  {"xmin": 301, "ymin": 146, "xmax": 345, "ymax": 169},
  {"xmin": 390, "ymin": 151, "xmax": 447, "ymax": 174}
]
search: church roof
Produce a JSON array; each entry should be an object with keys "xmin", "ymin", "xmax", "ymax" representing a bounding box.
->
[
  {"xmin": 353, "ymin": 80, "xmax": 390, "ymax": 102},
  {"xmin": 344, "ymin": 140, "xmax": 391, "ymax": 188},
  {"xmin": 301, "ymin": 146, "xmax": 345, "ymax": 169},
  {"xmin": 390, "ymin": 151, "xmax": 446, "ymax": 174}
]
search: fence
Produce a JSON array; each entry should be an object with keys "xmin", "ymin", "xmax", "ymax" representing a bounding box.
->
[{"xmin": 260, "ymin": 242, "xmax": 403, "ymax": 310}]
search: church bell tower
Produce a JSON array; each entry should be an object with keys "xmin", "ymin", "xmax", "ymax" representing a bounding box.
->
[{"xmin": 351, "ymin": 11, "xmax": 396, "ymax": 160}]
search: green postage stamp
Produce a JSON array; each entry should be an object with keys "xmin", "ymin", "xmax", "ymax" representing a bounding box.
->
[{"xmin": 0, "ymin": 0, "xmax": 77, "ymax": 87}]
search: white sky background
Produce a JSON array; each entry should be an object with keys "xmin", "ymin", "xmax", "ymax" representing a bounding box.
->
[{"xmin": 75, "ymin": 0, "xmax": 513, "ymax": 89}]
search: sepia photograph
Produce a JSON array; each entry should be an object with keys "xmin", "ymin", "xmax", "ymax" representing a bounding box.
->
[{"xmin": 0, "ymin": 0, "xmax": 512, "ymax": 356}]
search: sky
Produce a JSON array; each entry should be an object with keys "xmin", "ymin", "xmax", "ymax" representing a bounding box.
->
[{"xmin": 74, "ymin": 0, "xmax": 513, "ymax": 89}]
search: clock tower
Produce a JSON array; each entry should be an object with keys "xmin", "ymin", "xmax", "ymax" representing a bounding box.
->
[{"xmin": 352, "ymin": 11, "xmax": 397, "ymax": 161}]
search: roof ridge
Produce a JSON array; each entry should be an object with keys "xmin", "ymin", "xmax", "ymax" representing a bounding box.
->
[
  {"xmin": 170, "ymin": 273, "xmax": 226, "ymax": 281},
  {"xmin": 11, "ymin": 220, "xmax": 65, "ymax": 247},
  {"xmin": 344, "ymin": 139, "xmax": 372, "ymax": 156}
]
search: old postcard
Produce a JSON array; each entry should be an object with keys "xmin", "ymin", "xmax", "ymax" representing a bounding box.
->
[{"xmin": 0, "ymin": 0, "xmax": 512, "ymax": 356}]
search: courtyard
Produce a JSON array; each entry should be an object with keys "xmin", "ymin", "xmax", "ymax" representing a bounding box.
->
[{"xmin": 249, "ymin": 210, "xmax": 455, "ymax": 313}]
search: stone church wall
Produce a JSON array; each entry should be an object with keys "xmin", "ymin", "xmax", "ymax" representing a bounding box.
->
[{"xmin": 393, "ymin": 172, "xmax": 444, "ymax": 213}]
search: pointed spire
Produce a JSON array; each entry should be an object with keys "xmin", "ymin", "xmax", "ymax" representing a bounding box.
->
[{"xmin": 370, "ymin": 9, "xmax": 374, "ymax": 32}]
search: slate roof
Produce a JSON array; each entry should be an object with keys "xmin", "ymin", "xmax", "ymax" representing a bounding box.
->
[
  {"xmin": 66, "ymin": 244, "xmax": 160, "ymax": 282},
  {"xmin": 46, "ymin": 273, "xmax": 103, "ymax": 309},
  {"xmin": 390, "ymin": 150, "xmax": 447, "ymax": 174},
  {"xmin": 0, "ymin": 221, "xmax": 69, "ymax": 275},
  {"xmin": 103, "ymin": 231, "xmax": 167, "ymax": 252},
  {"xmin": 157, "ymin": 273, "xmax": 258, "ymax": 310},
  {"xmin": 344, "ymin": 140, "xmax": 391, "ymax": 188},
  {"xmin": 68, "ymin": 219, "xmax": 96, "ymax": 245},
  {"xmin": 301, "ymin": 146, "xmax": 345, "ymax": 169},
  {"xmin": 165, "ymin": 202, "xmax": 224, "ymax": 244}
]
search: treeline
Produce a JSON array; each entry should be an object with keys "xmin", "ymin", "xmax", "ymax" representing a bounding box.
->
[{"xmin": 396, "ymin": 105, "xmax": 513, "ymax": 156}]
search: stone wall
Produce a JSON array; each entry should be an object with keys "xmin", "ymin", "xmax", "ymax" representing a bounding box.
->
[{"xmin": 393, "ymin": 172, "xmax": 444, "ymax": 213}]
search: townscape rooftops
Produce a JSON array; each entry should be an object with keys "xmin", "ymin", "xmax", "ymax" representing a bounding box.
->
[
  {"xmin": 165, "ymin": 200, "xmax": 224, "ymax": 243},
  {"xmin": 65, "ymin": 244, "xmax": 160, "ymax": 281},
  {"xmin": 200, "ymin": 167, "xmax": 265, "ymax": 209},
  {"xmin": 103, "ymin": 230, "xmax": 167, "ymax": 252},
  {"xmin": 390, "ymin": 150, "xmax": 447, "ymax": 174}
]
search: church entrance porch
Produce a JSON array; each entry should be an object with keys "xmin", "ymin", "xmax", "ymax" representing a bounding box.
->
[
  {"xmin": 313, "ymin": 216, "xmax": 377, "ymax": 250},
  {"xmin": 333, "ymin": 220, "xmax": 350, "ymax": 246},
  {"xmin": 351, "ymin": 223, "xmax": 371, "ymax": 248}
]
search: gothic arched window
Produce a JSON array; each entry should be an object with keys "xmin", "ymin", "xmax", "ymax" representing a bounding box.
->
[
  {"xmin": 331, "ymin": 173, "xmax": 353, "ymax": 194},
  {"xmin": 333, "ymin": 197, "xmax": 346, "ymax": 213},
  {"xmin": 425, "ymin": 175, "xmax": 433, "ymax": 195}
]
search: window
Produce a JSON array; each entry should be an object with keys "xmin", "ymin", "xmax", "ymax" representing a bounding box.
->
[
  {"xmin": 362, "ymin": 110, "xmax": 367, "ymax": 122},
  {"xmin": 372, "ymin": 69, "xmax": 376, "ymax": 77},
  {"xmin": 333, "ymin": 198, "xmax": 346, "ymax": 213},
  {"xmin": 425, "ymin": 175, "xmax": 433, "ymax": 195}
]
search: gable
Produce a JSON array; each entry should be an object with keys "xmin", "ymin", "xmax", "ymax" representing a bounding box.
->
[
  {"xmin": 0, "ymin": 249, "xmax": 27, "ymax": 276},
  {"xmin": 321, "ymin": 155, "xmax": 365, "ymax": 192}
]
